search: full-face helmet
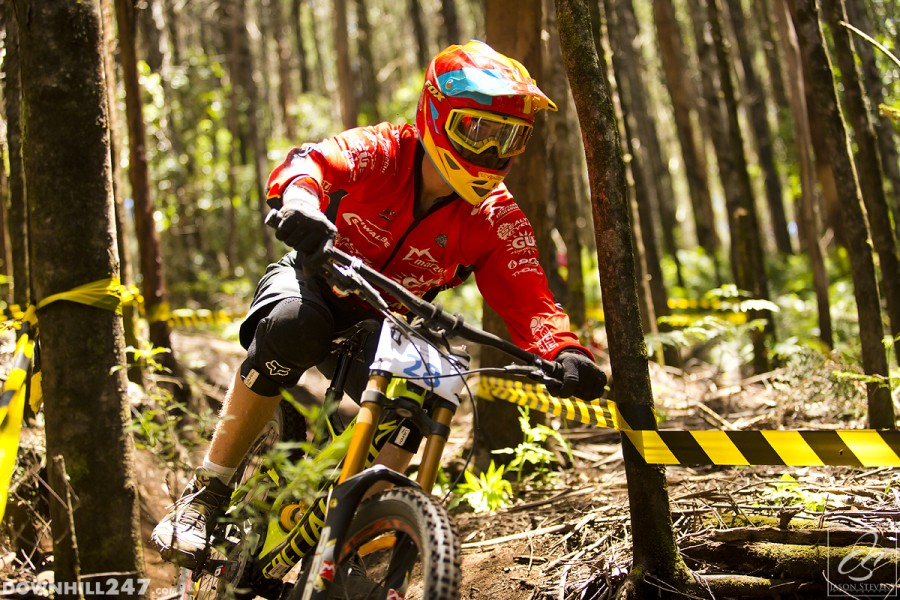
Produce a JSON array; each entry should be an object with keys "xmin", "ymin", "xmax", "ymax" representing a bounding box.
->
[{"xmin": 416, "ymin": 40, "xmax": 557, "ymax": 205}]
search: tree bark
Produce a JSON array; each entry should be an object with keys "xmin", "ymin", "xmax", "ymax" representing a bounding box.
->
[
  {"xmin": 773, "ymin": 0, "xmax": 832, "ymax": 348},
  {"xmin": 545, "ymin": 4, "xmax": 586, "ymax": 328},
  {"xmin": 272, "ymin": 0, "xmax": 297, "ymax": 139},
  {"xmin": 822, "ymin": 0, "xmax": 900, "ymax": 369},
  {"xmin": 99, "ymin": 0, "xmax": 143, "ymax": 384},
  {"xmin": 116, "ymin": 0, "xmax": 192, "ymax": 392},
  {"xmin": 843, "ymin": 0, "xmax": 900, "ymax": 232},
  {"xmin": 705, "ymin": 0, "xmax": 772, "ymax": 373},
  {"xmin": 605, "ymin": 0, "xmax": 680, "ymax": 367},
  {"xmin": 478, "ymin": 0, "xmax": 554, "ymax": 463},
  {"xmin": 355, "ymin": 0, "xmax": 381, "ymax": 123},
  {"xmin": 223, "ymin": 0, "xmax": 275, "ymax": 263},
  {"xmin": 727, "ymin": 0, "xmax": 793, "ymax": 255},
  {"xmin": 1, "ymin": 4, "xmax": 30, "ymax": 310},
  {"xmin": 291, "ymin": 0, "xmax": 312, "ymax": 94},
  {"xmin": 334, "ymin": 0, "xmax": 358, "ymax": 129},
  {"xmin": 14, "ymin": 0, "xmax": 146, "ymax": 590},
  {"xmin": 651, "ymin": 0, "xmax": 721, "ymax": 281},
  {"xmin": 555, "ymin": 0, "xmax": 696, "ymax": 595},
  {"xmin": 408, "ymin": 0, "xmax": 429, "ymax": 68},
  {"xmin": 787, "ymin": 0, "xmax": 894, "ymax": 428},
  {"xmin": 440, "ymin": 0, "xmax": 461, "ymax": 47}
]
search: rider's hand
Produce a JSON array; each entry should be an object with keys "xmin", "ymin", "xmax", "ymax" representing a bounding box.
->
[
  {"xmin": 276, "ymin": 184, "xmax": 337, "ymax": 263},
  {"xmin": 551, "ymin": 350, "xmax": 607, "ymax": 400}
]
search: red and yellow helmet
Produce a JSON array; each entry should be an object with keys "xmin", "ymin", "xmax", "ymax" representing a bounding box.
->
[{"xmin": 416, "ymin": 40, "xmax": 557, "ymax": 205}]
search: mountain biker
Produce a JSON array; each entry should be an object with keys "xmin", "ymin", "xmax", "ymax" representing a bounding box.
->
[{"xmin": 152, "ymin": 40, "xmax": 608, "ymax": 569}]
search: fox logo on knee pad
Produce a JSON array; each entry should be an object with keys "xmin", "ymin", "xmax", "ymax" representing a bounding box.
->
[{"xmin": 266, "ymin": 360, "xmax": 291, "ymax": 377}]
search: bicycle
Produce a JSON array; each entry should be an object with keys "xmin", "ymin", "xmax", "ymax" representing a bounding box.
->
[{"xmin": 176, "ymin": 210, "xmax": 567, "ymax": 600}]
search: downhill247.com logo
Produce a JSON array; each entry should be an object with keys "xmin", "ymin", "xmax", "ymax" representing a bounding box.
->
[{"xmin": 3, "ymin": 578, "xmax": 151, "ymax": 597}]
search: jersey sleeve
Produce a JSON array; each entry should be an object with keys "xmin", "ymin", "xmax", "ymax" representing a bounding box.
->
[
  {"xmin": 266, "ymin": 125, "xmax": 400, "ymax": 211},
  {"xmin": 468, "ymin": 200, "xmax": 593, "ymax": 361}
]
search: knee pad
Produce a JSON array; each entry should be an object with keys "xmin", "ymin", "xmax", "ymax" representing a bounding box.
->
[{"xmin": 242, "ymin": 298, "xmax": 334, "ymax": 396}]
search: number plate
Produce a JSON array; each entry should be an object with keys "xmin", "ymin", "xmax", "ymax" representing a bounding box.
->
[{"xmin": 370, "ymin": 322, "xmax": 470, "ymax": 403}]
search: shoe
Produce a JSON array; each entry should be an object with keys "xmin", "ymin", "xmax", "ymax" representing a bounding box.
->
[{"xmin": 151, "ymin": 469, "xmax": 232, "ymax": 569}]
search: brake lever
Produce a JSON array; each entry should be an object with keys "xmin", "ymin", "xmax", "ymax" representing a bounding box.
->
[
  {"xmin": 327, "ymin": 263, "xmax": 390, "ymax": 312},
  {"xmin": 504, "ymin": 364, "xmax": 564, "ymax": 390}
]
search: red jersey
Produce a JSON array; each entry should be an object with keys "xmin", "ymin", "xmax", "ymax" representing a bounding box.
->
[{"xmin": 266, "ymin": 122, "xmax": 590, "ymax": 360}]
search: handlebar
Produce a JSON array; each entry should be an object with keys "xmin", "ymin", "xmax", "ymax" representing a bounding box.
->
[{"xmin": 265, "ymin": 209, "xmax": 564, "ymax": 384}]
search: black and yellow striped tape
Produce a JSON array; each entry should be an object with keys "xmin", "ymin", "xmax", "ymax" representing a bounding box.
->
[
  {"xmin": 478, "ymin": 377, "xmax": 900, "ymax": 467},
  {"xmin": 477, "ymin": 376, "xmax": 631, "ymax": 430},
  {"xmin": 624, "ymin": 429, "xmax": 900, "ymax": 467}
]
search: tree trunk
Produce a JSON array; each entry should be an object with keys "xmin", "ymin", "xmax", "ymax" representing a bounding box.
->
[
  {"xmin": 823, "ymin": 0, "xmax": 900, "ymax": 368},
  {"xmin": 2, "ymin": 5, "xmax": 30, "ymax": 310},
  {"xmin": 272, "ymin": 0, "xmax": 296, "ymax": 139},
  {"xmin": 773, "ymin": 0, "xmax": 832, "ymax": 348},
  {"xmin": 14, "ymin": 0, "xmax": 146, "ymax": 590},
  {"xmin": 477, "ymin": 0, "xmax": 553, "ymax": 464},
  {"xmin": 545, "ymin": 4, "xmax": 586, "ymax": 329},
  {"xmin": 99, "ymin": 0, "xmax": 143, "ymax": 385},
  {"xmin": 408, "ymin": 0, "xmax": 429, "ymax": 68},
  {"xmin": 291, "ymin": 0, "xmax": 312, "ymax": 94},
  {"xmin": 355, "ymin": 0, "xmax": 381, "ymax": 123},
  {"xmin": 787, "ymin": 0, "xmax": 894, "ymax": 429},
  {"xmin": 334, "ymin": 0, "xmax": 358, "ymax": 129},
  {"xmin": 753, "ymin": 0, "xmax": 790, "ymax": 112},
  {"xmin": 116, "ymin": 0, "xmax": 195, "ymax": 404},
  {"xmin": 843, "ymin": 0, "xmax": 900, "ymax": 233},
  {"xmin": 224, "ymin": 0, "xmax": 275, "ymax": 263},
  {"xmin": 704, "ymin": 0, "xmax": 772, "ymax": 373},
  {"xmin": 613, "ymin": 0, "xmax": 683, "ymax": 289},
  {"xmin": 555, "ymin": 1, "xmax": 696, "ymax": 596},
  {"xmin": 651, "ymin": 0, "xmax": 721, "ymax": 281},
  {"xmin": 727, "ymin": 0, "xmax": 793, "ymax": 255},
  {"xmin": 605, "ymin": 0, "xmax": 680, "ymax": 367},
  {"xmin": 440, "ymin": 0, "xmax": 461, "ymax": 47}
]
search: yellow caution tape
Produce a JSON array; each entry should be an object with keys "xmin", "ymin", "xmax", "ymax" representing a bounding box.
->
[
  {"xmin": 478, "ymin": 377, "xmax": 900, "ymax": 467},
  {"xmin": 168, "ymin": 308, "xmax": 244, "ymax": 327},
  {"xmin": 477, "ymin": 376, "xmax": 632, "ymax": 430},
  {"xmin": 0, "ymin": 314, "xmax": 35, "ymax": 522},
  {"xmin": 623, "ymin": 429, "xmax": 900, "ymax": 467}
]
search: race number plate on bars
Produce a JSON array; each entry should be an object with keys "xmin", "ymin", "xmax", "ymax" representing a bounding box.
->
[{"xmin": 369, "ymin": 322, "xmax": 469, "ymax": 403}]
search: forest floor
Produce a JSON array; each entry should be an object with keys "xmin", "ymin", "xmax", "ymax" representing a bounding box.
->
[{"xmin": 2, "ymin": 327, "xmax": 900, "ymax": 599}]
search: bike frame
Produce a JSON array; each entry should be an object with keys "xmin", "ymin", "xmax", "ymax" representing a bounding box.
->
[{"xmin": 193, "ymin": 222, "xmax": 564, "ymax": 598}]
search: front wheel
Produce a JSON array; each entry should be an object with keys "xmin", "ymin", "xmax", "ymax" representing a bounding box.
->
[{"xmin": 315, "ymin": 487, "xmax": 460, "ymax": 600}]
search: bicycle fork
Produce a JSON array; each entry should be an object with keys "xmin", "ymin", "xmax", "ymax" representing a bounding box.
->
[{"xmin": 300, "ymin": 375, "xmax": 457, "ymax": 600}]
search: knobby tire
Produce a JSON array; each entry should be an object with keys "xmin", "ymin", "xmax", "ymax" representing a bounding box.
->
[{"xmin": 318, "ymin": 487, "xmax": 460, "ymax": 600}]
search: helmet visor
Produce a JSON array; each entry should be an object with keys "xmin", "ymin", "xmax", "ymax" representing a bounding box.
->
[{"xmin": 445, "ymin": 109, "xmax": 533, "ymax": 162}]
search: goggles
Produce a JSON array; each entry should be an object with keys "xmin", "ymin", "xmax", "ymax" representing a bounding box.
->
[{"xmin": 444, "ymin": 109, "xmax": 534, "ymax": 161}]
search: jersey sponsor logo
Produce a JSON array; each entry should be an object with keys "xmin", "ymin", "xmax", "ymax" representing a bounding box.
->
[
  {"xmin": 496, "ymin": 217, "xmax": 530, "ymax": 240},
  {"xmin": 402, "ymin": 246, "xmax": 441, "ymax": 271},
  {"xmin": 484, "ymin": 203, "xmax": 519, "ymax": 225},
  {"xmin": 342, "ymin": 212, "xmax": 393, "ymax": 248},
  {"xmin": 399, "ymin": 272, "xmax": 445, "ymax": 293},
  {"xmin": 508, "ymin": 257, "xmax": 541, "ymax": 277},
  {"xmin": 530, "ymin": 316, "xmax": 560, "ymax": 354},
  {"xmin": 510, "ymin": 233, "xmax": 537, "ymax": 251}
]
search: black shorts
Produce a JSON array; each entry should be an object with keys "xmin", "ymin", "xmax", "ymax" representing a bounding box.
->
[{"xmin": 239, "ymin": 251, "xmax": 379, "ymax": 398}]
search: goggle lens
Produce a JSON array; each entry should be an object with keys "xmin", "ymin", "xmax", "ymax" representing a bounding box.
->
[{"xmin": 446, "ymin": 110, "xmax": 533, "ymax": 160}]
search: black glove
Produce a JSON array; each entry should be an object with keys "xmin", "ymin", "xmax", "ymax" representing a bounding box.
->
[
  {"xmin": 275, "ymin": 201, "xmax": 336, "ymax": 254},
  {"xmin": 551, "ymin": 350, "xmax": 608, "ymax": 400}
]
